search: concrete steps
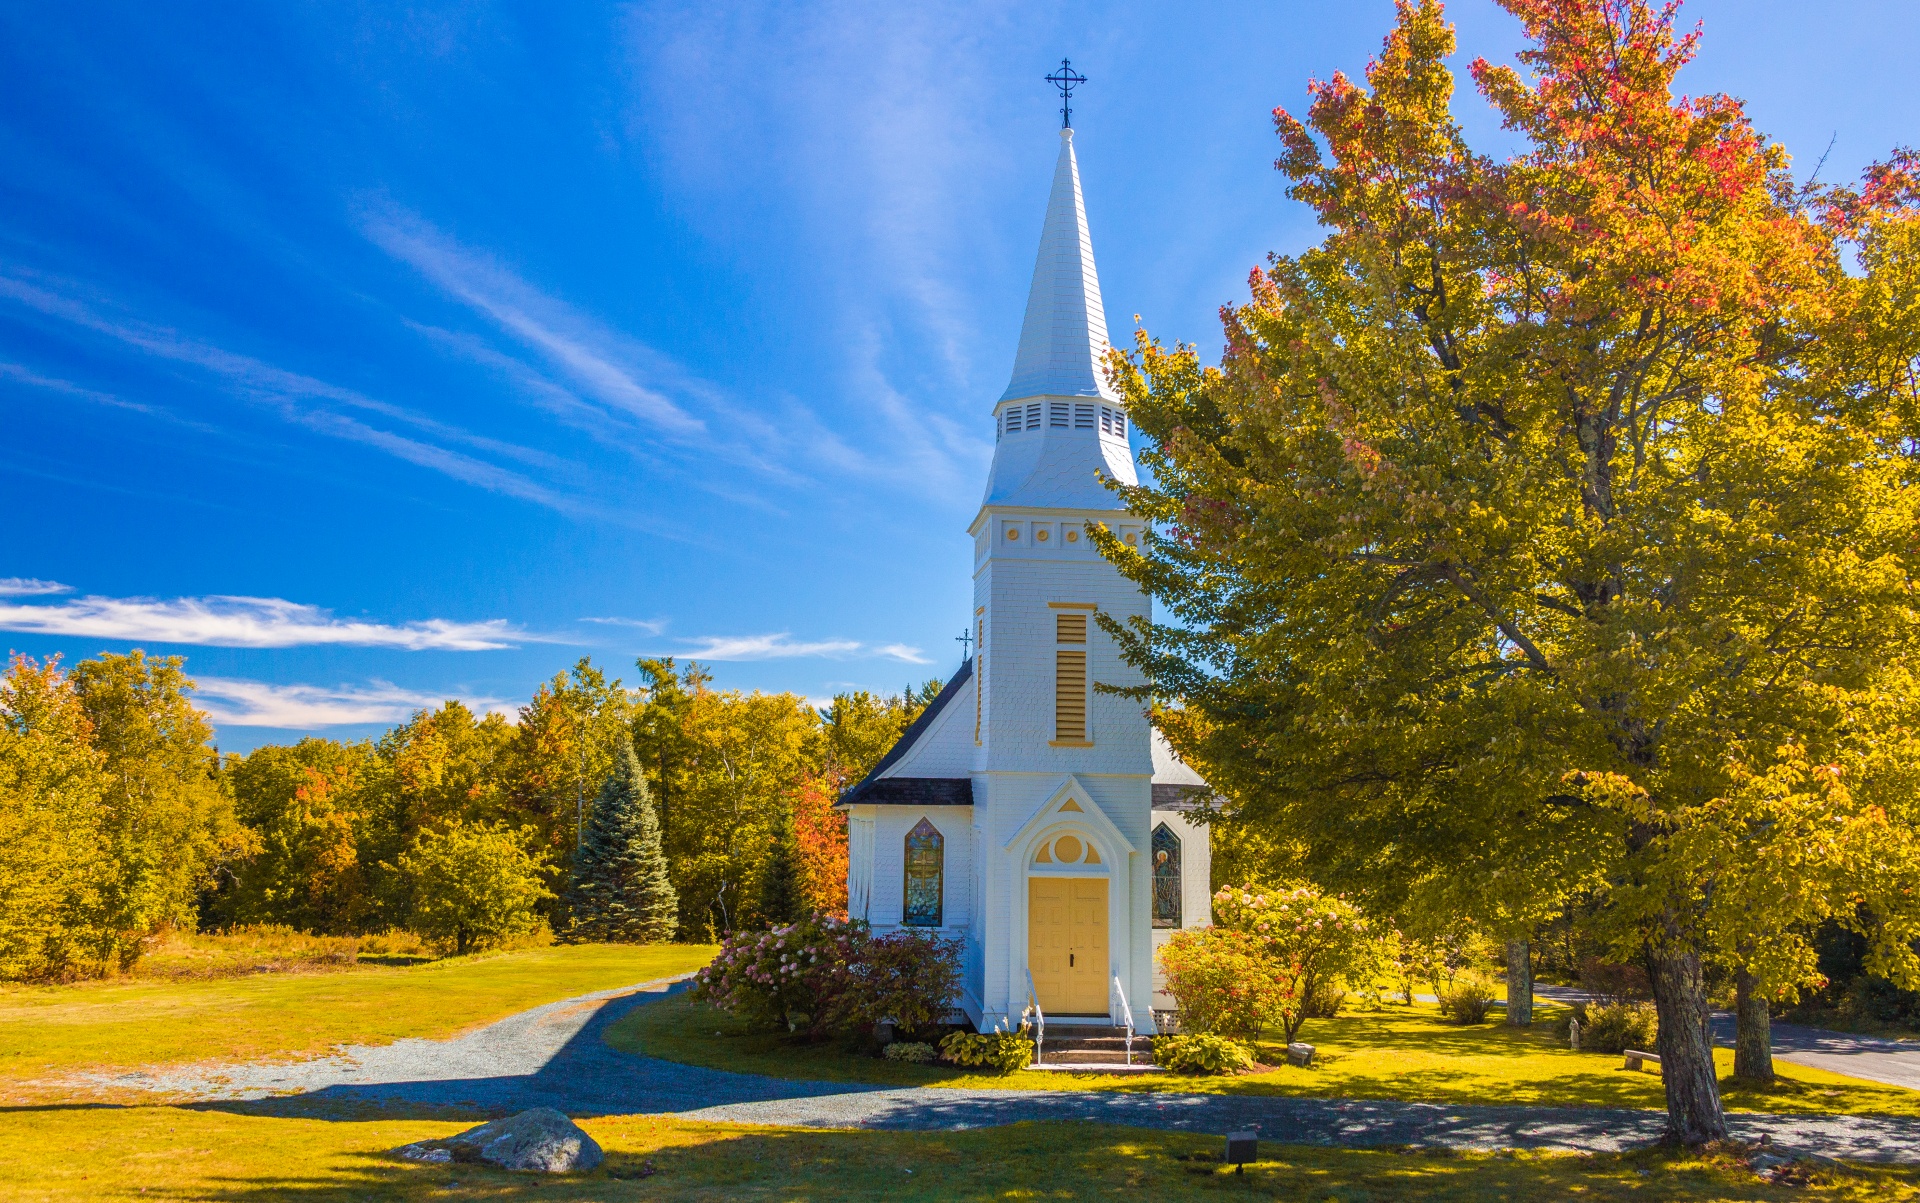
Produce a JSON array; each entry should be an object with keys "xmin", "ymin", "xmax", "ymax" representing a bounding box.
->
[{"xmin": 1035, "ymin": 1030, "xmax": 1153, "ymax": 1070}]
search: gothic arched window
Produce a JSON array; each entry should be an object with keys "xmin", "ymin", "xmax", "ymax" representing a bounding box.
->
[
  {"xmin": 903, "ymin": 817, "xmax": 944, "ymax": 927},
  {"xmin": 1152, "ymin": 823, "xmax": 1182, "ymax": 928}
]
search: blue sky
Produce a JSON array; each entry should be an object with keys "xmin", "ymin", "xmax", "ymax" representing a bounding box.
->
[{"xmin": 2, "ymin": 1, "xmax": 1914, "ymax": 752}]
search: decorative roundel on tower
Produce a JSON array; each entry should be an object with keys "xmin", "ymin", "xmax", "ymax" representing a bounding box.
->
[
  {"xmin": 1066, "ymin": 529, "xmax": 1080, "ymax": 543},
  {"xmin": 1006, "ymin": 527, "xmax": 1020, "ymax": 540},
  {"xmin": 1036, "ymin": 528, "xmax": 1050, "ymax": 542}
]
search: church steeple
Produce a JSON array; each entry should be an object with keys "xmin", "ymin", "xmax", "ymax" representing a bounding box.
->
[
  {"xmin": 998, "ymin": 128, "xmax": 1119, "ymax": 406},
  {"xmin": 981, "ymin": 126, "xmax": 1136, "ymax": 512}
]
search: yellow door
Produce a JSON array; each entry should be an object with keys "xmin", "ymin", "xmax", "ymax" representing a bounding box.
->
[{"xmin": 1028, "ymin": 876, "xmax": 1109, "ymax": 1014}]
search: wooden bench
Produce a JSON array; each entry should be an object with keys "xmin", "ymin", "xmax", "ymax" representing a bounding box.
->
[{"xmin": 1624, "ymin": 1049, "xmax": 1662, "ymax": 1073}]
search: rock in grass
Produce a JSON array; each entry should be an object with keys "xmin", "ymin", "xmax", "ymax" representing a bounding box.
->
[
  {"xmin": 1286, "ymin": 1042, "xmax": 1315, "ymax": 1067},
  {"xmin": 398, "ymin": 1107, "xmax": 603, "ymax": 1173}
]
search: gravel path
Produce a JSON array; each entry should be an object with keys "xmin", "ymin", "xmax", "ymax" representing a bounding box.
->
[{"xmin": 87, "ymin": 977, "xmax": 1920, "ymax": 1163}]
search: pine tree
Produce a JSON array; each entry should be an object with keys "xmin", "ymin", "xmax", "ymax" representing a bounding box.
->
[
  {"xmin": 569, "ymin": 736, "xmax": 677, "ymax": 943},
  {"xmin": 756, "ymin": 801, "xmax": 804, "ymax": 927}
]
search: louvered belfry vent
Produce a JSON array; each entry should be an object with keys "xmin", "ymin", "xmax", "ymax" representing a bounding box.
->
[{"xmin": 1054, "ymin": 607, "xmax": 1090, "ymax": 744}]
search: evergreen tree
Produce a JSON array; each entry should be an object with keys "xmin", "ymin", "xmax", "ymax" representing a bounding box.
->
[
  {"xmin": 756, "ymin": 801, "xmax": 804, "ymax": 926},
  {"xmin": 569, "ymin": 736, "xmax": 677, "ymax": 942}
]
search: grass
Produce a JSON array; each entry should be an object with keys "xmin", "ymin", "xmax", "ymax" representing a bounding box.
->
[
  {"xmin": 0, "ymin": 943, "xmax": 716, "ymax": 1103},
  {"xmin": 607, "ymin": 992, "xmax": 1920, "ymax": 1118},
  {"xmin": 1, "ymin": 1106, "xmax": 1916, "ymax": 1201},
  {"xmin": 130, "ymin": 926, "xmax": 437, "ymax": 979}
]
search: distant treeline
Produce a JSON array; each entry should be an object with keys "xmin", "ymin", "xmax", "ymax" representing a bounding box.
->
[{"xmin": 0, "ymin": 650, "xmax": 938, "ymax": 980}]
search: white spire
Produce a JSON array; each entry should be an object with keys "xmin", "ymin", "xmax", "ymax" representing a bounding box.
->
[
  {"xmin": 999, "ymin": 127, "xmax": 1119, "ymax": 404},
  {"xmin": 979, "ymin": 127, "xmax": 1136, "ymax": 513}
]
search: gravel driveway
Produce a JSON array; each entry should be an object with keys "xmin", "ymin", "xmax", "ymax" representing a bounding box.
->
[{"xmin": 91, "ymin": 977, "xmax": 1920, "ymax": 1163}]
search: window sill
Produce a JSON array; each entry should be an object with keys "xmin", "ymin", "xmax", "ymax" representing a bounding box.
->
[{"xmin": 1049, "ymin": 739, "xmax": 1095, "ymax": 748}]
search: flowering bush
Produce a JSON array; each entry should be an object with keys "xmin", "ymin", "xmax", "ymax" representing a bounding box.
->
[
  {"xmin": 691, "ymin": 914, "xmax": 861, "ymax": 1034},
  {"xmin": 1213, "ymin": 883, "xmax": 1375, "ymax": 1042},
  {"xmin": 1152, "ymin": 1032, "xmax": 1253, "ymax": 1075},
  {"xmin": 844, "ymin": 929, "xmax": 962, "ymax": 1032},
  {"xmin": 1158, "ymin": 927, "xmax": 1292, "ymax": 1040},
  {"xmin": 939, "ymin": 1029, "xmax": 1034, "ymax": 1074}
]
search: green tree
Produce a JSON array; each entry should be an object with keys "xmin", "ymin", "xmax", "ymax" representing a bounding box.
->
[
  {"xmin": 0, "ymin": 656, "xmax": 119, "ymax": 979},
  {"xmin": 361, "ymin": 700, "xmax": 516, "ymax": 927},
  {"xmin": 220, "ymin": 738, "xmax": 377, "ymax": 934},
  {"xmin": 569, "ymin": 735, "xmax": 678, "ymax": 943},
  {"xmin": 757, "ymin": 800, "xmax": 805, "ymax": 926},
  {"xmin": 394, "ymin": 819, "xmax": 553, "ymax": 955},
  {"xmin": 1101, "ymin": 0, "xmax": 1920, "ymax": 1143},
  {"xmin": 71, "ymin": 651, "xmax": 245, "ymax": 953},
  {"xmin": 504, "ymin": 658, "xmax": 634, "ymax": 898}
]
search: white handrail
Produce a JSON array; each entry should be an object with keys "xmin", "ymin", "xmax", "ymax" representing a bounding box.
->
[
  {"xmin": 1111, "ymin": 974, "xmax": 1135, "ymax": 1066},
  {"xmin": 1024, "ymin": 969, "xmax": 1046, "ymax": 1065}
]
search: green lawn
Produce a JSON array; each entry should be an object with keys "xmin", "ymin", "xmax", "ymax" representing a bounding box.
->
[
  {"xmin": 0, "ymin": 943, "xmax": 715, "ymax": 1103},
  {"xmin": 1, "ymin": 1106, "xmax": 1914, "ymax": 1202},
  {"xmin": 607, "ymin": 992, "xmax": 1920, "ymax": 1118}
]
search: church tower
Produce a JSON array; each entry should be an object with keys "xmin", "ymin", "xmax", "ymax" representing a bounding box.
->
[
  {"xmin": 839, "ymin": 115, "xmax": 1211, "ymax": 1042},
  {"xmin": 966, "ymin": 125, "xmax": 1158, "ymax": 1027}
]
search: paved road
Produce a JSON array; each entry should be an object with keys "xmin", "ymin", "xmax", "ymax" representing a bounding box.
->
[
  {"xmin": 1527, "ymin": 983, "xmax": 1920, "ymax": 1092},
  {"xmin": 82, "ymin": 976, "xmax": 1920, "ymax": 1163}
]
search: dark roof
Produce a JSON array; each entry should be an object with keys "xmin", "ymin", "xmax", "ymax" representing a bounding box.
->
[
  {"xmin": 1152, "ymin": 783, "xmax": 1216, "ymax": 811},
  {"xmin": 843, "ymin": 777, "xmax": 974, "ymax": 807},
  {"xmin": 837, "ymin": 658, "xmax": 973, "ymax": 809}
]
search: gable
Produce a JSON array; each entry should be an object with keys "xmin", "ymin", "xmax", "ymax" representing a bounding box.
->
[{"xmin": 836, "ymin": 659, "xmax": 974, "ymax": 808}]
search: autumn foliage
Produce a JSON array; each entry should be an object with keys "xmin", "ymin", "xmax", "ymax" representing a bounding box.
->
[{"xmin": 1105, "ymin": 0, "xmax": 1920, "ymax": 1144}]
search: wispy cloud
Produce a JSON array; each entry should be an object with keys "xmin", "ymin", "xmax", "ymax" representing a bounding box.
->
[
  {"xmin": 580, "ymin": 616, "xmax": 670, "ymax": 635},
  {"xmin": 0, "ymin": 577, "xmax": 71, "ymax": 597},
  {"xmin": 0, "ymin": 271, "xmax": 586, "ymax": 514},
  {"xmin": 194, "ymin": 677, "xmax": 512, "ymax": 728},
  {"xmin": 0, "ymin": 592, "xmax": 532, "ymax": 650},
  {"xmin": 673, "ymin": 632, "xmax": 929, "ymax": 663}
]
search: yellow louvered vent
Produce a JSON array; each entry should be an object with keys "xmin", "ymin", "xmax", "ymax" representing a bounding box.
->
[
  {"xmin": 1055, "ymin": 650, "xmax": 1087, "ymax": 741},
  {"xmin": 1056, "ymin": 612, "xmax": 1087, "ymax": 643}
]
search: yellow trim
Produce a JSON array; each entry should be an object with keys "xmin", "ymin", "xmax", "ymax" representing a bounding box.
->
[
  {"xmin": 1048, "ymin": 739, "xmax": 1095, "ymax": 748},
  {"xmin": 1048, "ymin": 601, "xmax": 1097, "ymax": 610},
  {"xmin": 1058, "ymin": 799, "xmax": 1083, "ymax": 812}
]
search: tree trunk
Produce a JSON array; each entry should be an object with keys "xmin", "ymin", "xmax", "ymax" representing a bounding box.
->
[
  {"xmin": 1734, "ymin": 968, "xmax": 1775, "ymax": 1083},
  {"xmin": 1505, "ymin": 939, "xmax": 1533, "ymax": 1026},
  {"xmin": 1647, "ymin": 947, "xmax": 1727, "ymax": 1144}
]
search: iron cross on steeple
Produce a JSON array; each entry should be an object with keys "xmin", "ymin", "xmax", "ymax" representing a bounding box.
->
[
  {"xmin": 956, "ymin": 628, "xmax": 974, "ymax": 660},
  {"xmin": 1045, "ymin": 58, "xmax": 1087, "ymax": 129}
]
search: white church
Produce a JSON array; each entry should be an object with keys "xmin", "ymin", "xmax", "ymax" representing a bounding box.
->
[{"xmin": 839, "ymin": 123, "xmax": 1212, "ymax": 1036}]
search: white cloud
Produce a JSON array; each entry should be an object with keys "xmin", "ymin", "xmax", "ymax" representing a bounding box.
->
[
  {"xmin": 0, "ymin": 593, "xmax": 531, "ymax": 651},
  {"xmin": 673, "ymin": 632, "xmax": 929, "ymax": 663},
  {"xmin": 193, "ymin": 678, "xmax": 510, "ymax": 728},
  {"xmin": 0, "ymin": 577, "xmax": 71, "ymax": 596},
  {"xmin": 0, "ymin": 273, "xmax": 586, "ymax": 515},
  {"xmin": 580, "ymin": 615, "xmax": 670, "ymax": 635}
]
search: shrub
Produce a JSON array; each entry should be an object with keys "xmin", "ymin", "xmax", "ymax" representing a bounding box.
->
[
  {"xmin": 1213, "ymin": 882, "xmax": 1375, "ymax": 1042},
  {"xmin": 1579, "ymin": 1001, "xmax": 1659, "ymax": 1052},
  {"xmin": 691, "ymin": 914, "xmax": 861, "ymax": 1035},
  {"xmin": 1302, "ymin": 980, "xmax": 1347, "ymax": 1019},
  {"xmin": 939, "ymin": 1029, "xmax": 1034, "ymax": 1074},
  {"xmin": 395, "ymin": 820, "xmax": 553, "ymax": 955},
  {"xmin": 1152, "ymin": 1032, "xmax": 1253, "ymax": 1075},
  {"xmin": 882, "ymin": 1041, "xmax": 939, "ymax": 1064},
  {"xmin": 1157, "ymin": 926, "xmax": 1291, "ymax": 1041},
  {"xmin": 1436, "ymin": 974, "xmax": 1497, "ymax": 1024},
  {"xmin": 844, "ymin": 929, "xmax": 962, "ymax": 1031}
]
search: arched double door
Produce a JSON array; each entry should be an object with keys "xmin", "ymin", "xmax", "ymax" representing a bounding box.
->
[{"xmin": 1027, "ymin": 829, "xmax": 1109, "ymax": 1014}]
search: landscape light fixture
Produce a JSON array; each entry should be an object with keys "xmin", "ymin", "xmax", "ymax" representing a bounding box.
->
[{"xmin": 1224, "ymin": 1131, "xmax": 1257, "ymax": 1174}]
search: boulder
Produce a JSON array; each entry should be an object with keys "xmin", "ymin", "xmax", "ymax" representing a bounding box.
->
[
  {"xmin": 1286, "ymin": 1042, "xmax": 1315, "ymax": 1067},
  {"xmin": 401, "ymin": 1107, "xmax": 603, "ymax": 1173}
]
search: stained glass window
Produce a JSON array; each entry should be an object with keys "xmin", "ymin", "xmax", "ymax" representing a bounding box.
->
[
  {"xmin": 1152, "ymin": 823, "xmax": 1181, "ymax": 928},
  {"xmin": 903, "ymin": 817, "xmax": 944, "ymax": 927}
]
